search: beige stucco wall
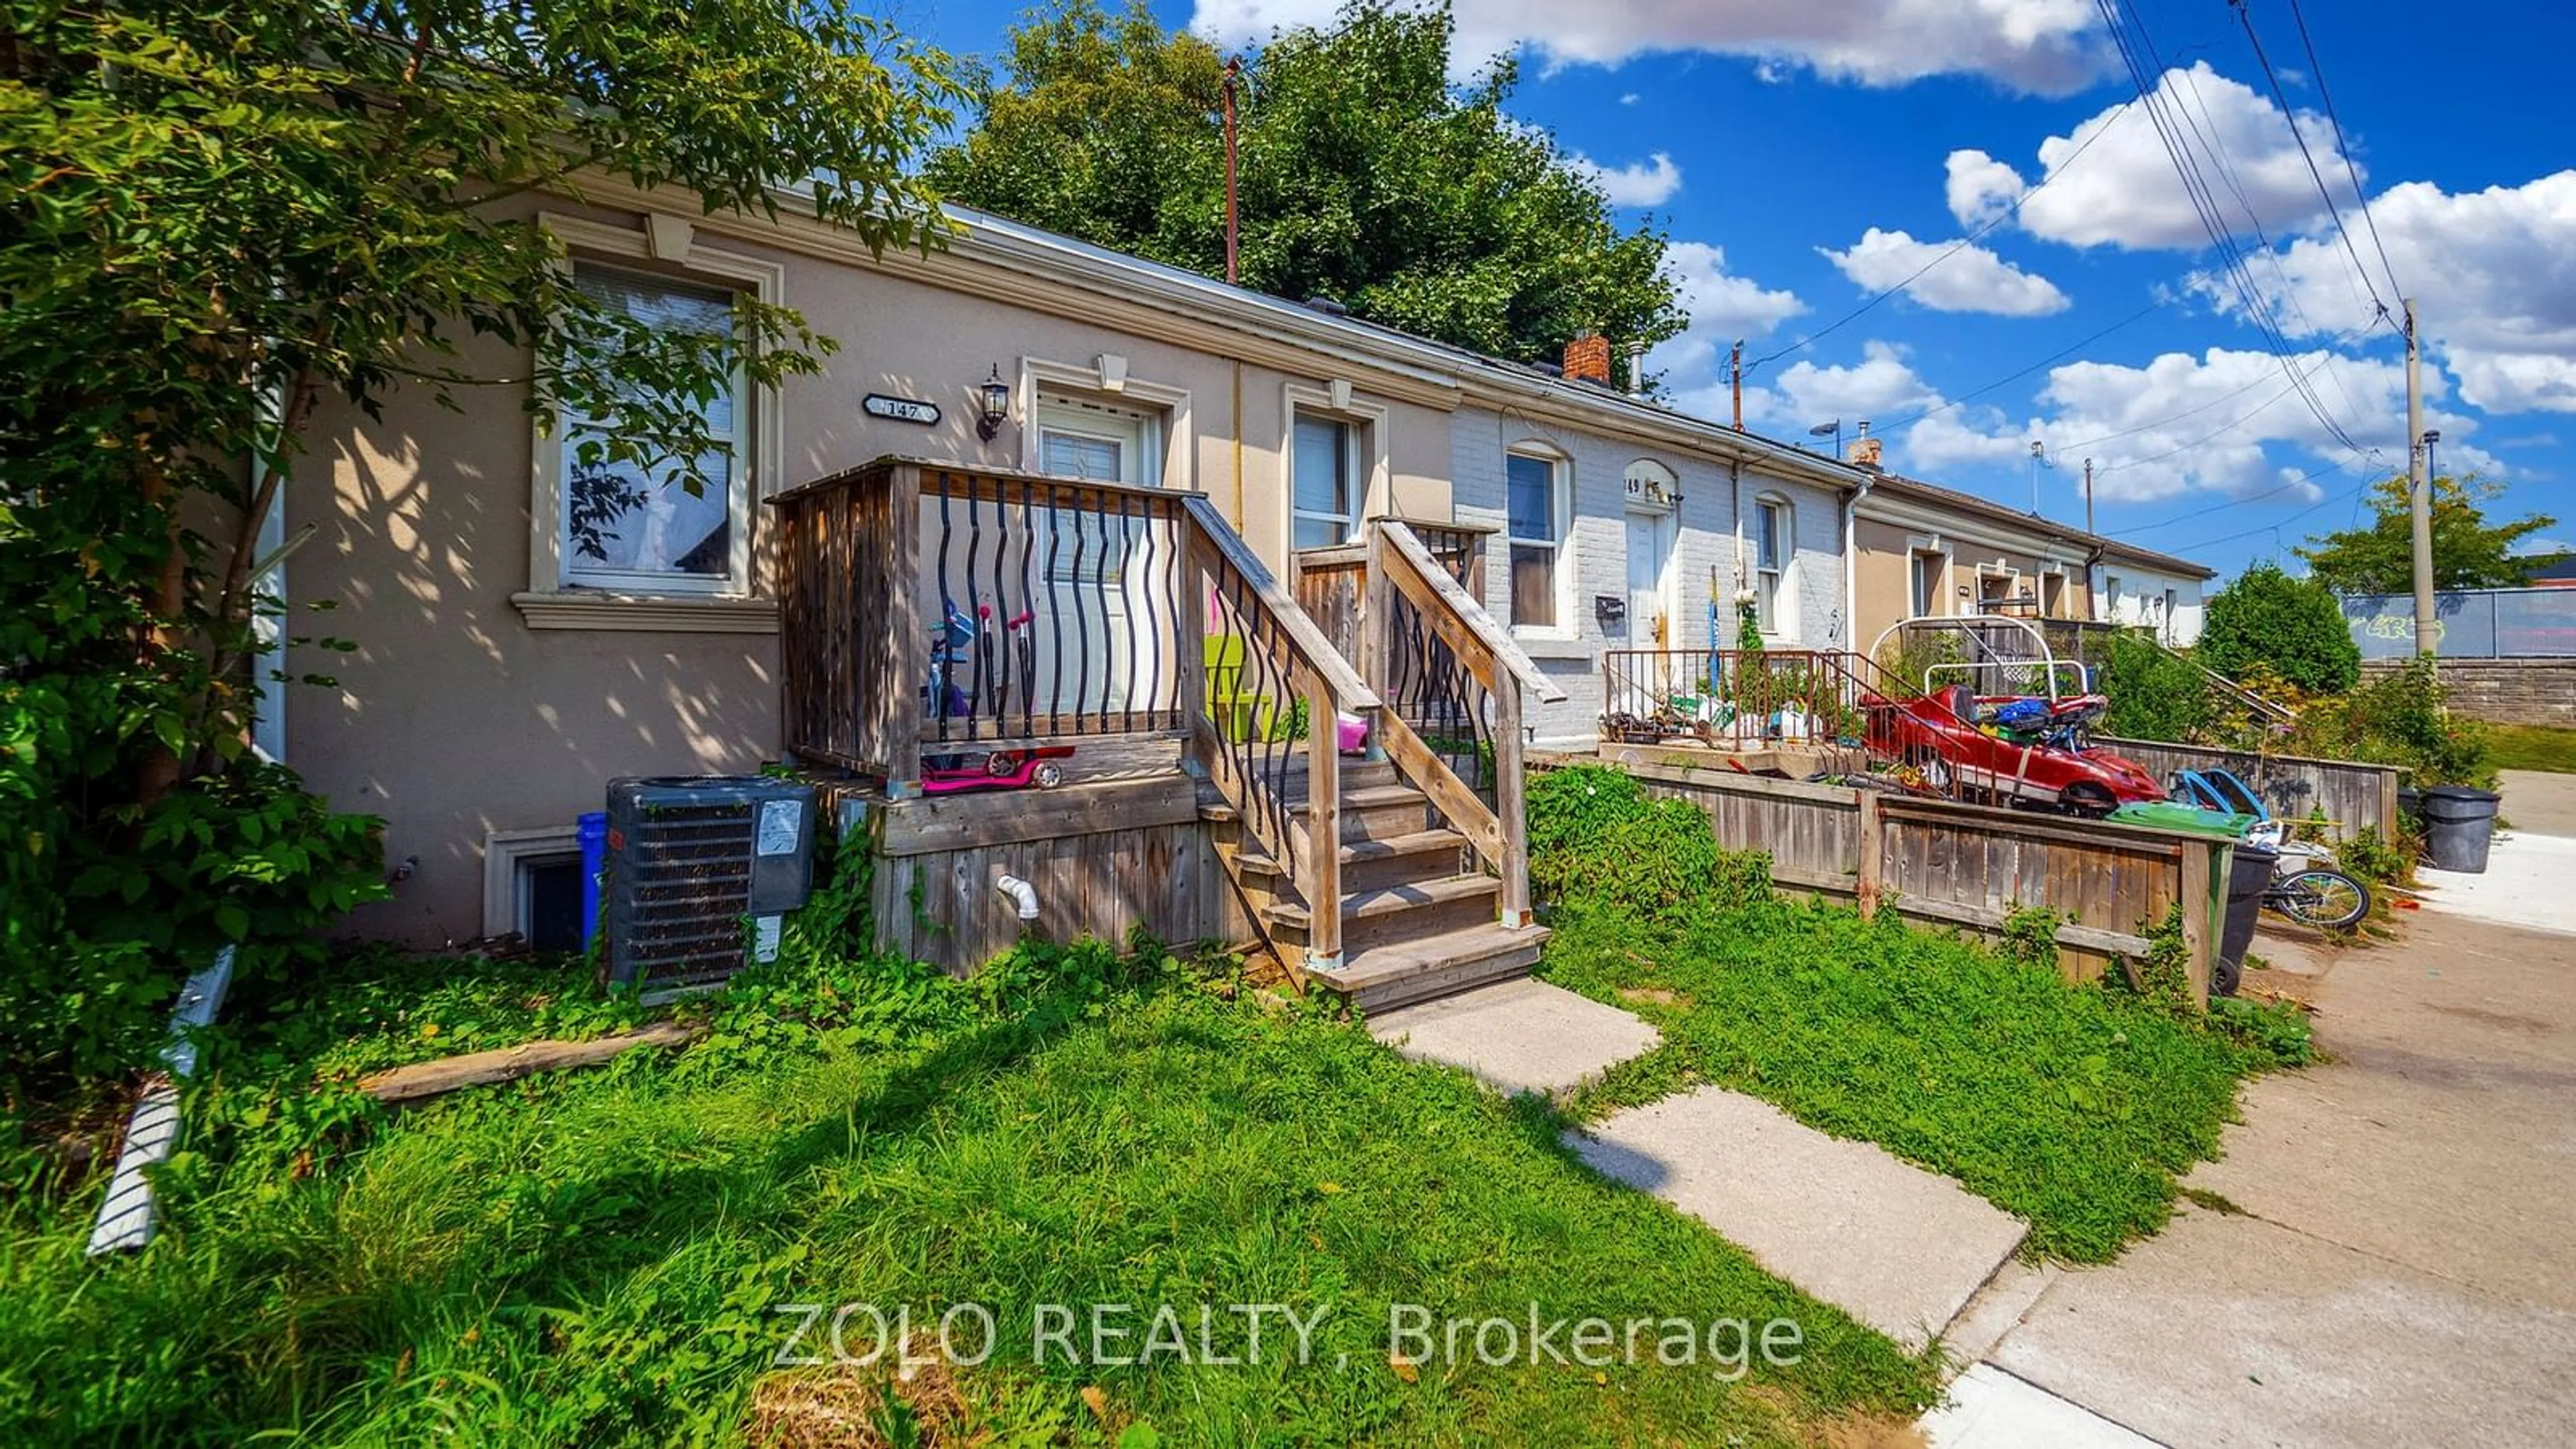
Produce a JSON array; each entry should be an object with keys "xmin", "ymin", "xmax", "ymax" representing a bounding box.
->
[
  {"xmin": 286, "ymin": 195, "xmax": 1456, "ymax": 945},
  {"xmin": 1851, "ymin": 513, "xmax": 2096, "ymax": 659}
]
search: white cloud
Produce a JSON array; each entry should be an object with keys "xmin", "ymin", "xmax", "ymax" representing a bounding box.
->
[
  {"xmin": 1618, "ymin": 91, "xmax": 1642, "ymax": 105},
  {"xmin": 2033, "ymin": 345, "xmax": 2499, "ymax": 503},
  {"xmin": 1945, "ymin": 149, "xmax": 2027, "ymax": 229},
  {"xmin": 1741, "ymin": 339, "xmax": 2502, "ymax": 511},
  {"xmin": 2514, "ymin": 535, "xmax": 2573, "ymax": 557},
  {"xmin": 1570, "ymin": 150, "xmax": 1682, "ymax": 207},
  {"xmin": 1819, "ymin": 227, "xmax": 2071, "ymax": 316},
  {"xmin": 2212, "ymin": 171, "xmax": 2576, "ymax": 415},
  {"xmin": 1947, "ymin": 62, "xmax": 2354, "ymax": 250},
  {"xmin": 1747, "ymin": 341, "xmax": 2033, "ymax": 474},
  {"xmin": 1190, "ymin": 0, "xmax": 2112, "ymax": 95},
  {"xmin": 1642, "ymin": 241, "xmax": 1805, "ymax": 418}
]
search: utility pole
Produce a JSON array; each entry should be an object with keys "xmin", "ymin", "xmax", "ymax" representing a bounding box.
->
[
  {"xmin": 2083, "ymin": 457, "xmax": 2096, "ymax": 536},
  {"xmin": 1729, "ymin": 339, "xmax": 1744, "ymax": 431},
  {"xmin": 2405, "ymin": 297, "xmax": 2436, "ymax": 659},
  {"xmin": 1222, "ymin": 57, "xmax": 1241, "ymax": 284}
]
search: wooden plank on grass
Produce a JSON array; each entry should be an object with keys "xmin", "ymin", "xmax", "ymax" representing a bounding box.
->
[{"xmin": 356, "ymin": 1020, "xmax": 704, "ymax": 1104}]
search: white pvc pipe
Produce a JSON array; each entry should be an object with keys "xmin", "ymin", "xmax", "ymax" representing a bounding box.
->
[
  {"xmin": 994, "ymin": 873, "xmax": 1040, "ymax": 922},
  {"xmin": 88, "ymin": 946, "xmax": 234, "ymax": 1256}
]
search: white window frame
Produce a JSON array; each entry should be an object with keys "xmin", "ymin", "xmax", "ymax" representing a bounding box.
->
[
  {"xmin": 481, "ymin": 825, "xmax": 585, "ymax": 941},
  {"xmin": 1753, "ymin": 493, "xmax": 1792, "ymax": 635},
  {"xmin": 1504, "ymin": 443, "xmax": 1572, "ymax": 635},
  {"xmin": 521, "ymin": 213, "xmax": 784, "ymax": 633},
  {"xmin": 1281, "ymin": 382, "xmax": 1390, "ymax": 554},
  {"xmin": 1974, "ymin": 561, "xmax": 2022, "ymax": 613},
  {"xmin": 1909, "ymin": 543, "xmax": 1951, "ymax": 619}
]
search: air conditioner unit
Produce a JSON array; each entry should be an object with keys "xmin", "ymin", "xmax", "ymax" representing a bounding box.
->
[{"xmin": 601, "ymin": 776, "xmax": 816, "ymax": 996}]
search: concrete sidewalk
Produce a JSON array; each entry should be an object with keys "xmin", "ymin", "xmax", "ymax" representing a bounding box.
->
[
  {"xmin": 1947, "ymin": 905, "xmax": 2576, "ymax": 1446},
  {"xmin": 2416, "ymin": 829, "xmax": 2576, "ymax": 936}
]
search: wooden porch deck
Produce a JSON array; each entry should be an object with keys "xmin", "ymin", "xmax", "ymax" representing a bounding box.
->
[{"xmin": 773, "ymin": 459, "xmax": 1562, "ymax": 1002}]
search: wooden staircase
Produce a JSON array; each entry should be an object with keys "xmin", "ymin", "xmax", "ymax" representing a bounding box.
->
[
  {"xmin": 1177, "ymin": 519, "xmax": 1566, "ymax": 1014},
  {"xmin": 1203, "ymin": 759, "xmax": 1548, "ymax": 1012}
]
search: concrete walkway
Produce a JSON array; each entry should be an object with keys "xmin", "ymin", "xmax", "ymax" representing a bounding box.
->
[
  {"xmin": 1568, "ymin": 1087, "xmax": 2029, "ymax": 1352},
  {"xmin": 1367, "ymin": 977, "xmax": 1659, "ymax": 1095},
  {"xmin": 1943, "ymin": 891, "xmax": 2576, "ymax": 1446}
]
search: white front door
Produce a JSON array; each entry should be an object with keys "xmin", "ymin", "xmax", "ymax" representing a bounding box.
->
[
  {"xmin": 1033, "ymin": 397, "xmax": 1159, "ymax": 720},
  {"xmin": 1624, "ymin": 511, "xmax": 1671, "ymax": 647}
]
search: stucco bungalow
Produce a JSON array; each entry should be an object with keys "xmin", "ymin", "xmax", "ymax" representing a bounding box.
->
[{"xmin": 272, "ymin": 174, "xmax": 1870, "ymax": 949}]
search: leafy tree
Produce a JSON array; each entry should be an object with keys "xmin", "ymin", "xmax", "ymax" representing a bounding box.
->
[
  {"xmin": 1, "ymin": 2, "xmax": 956, "ymax": 1084},
  {"xmin": 2198, "ymin": 564, "xmax": 2361, "ymax": 694},
  {"xmin": 929, "ymin": 0, "xmax": 1684, "ymax": 368},
  {"xmin": 2295, "ymin": 472, "xmax": 2557, "ymax": 594}
]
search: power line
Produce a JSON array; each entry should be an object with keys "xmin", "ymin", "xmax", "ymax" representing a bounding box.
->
[
  {"xmin": 2109, "ymin": 448, "xmax": 2375, "ymax": 537},
  {"xmin": 2159, "ymin": 468, "xmax": 2377, "ymax": 555},
  {"xmin": 1868, "ymin": 299, "xmax": 2167, "ymax": 435},
  {"xmin": 2092, "ymin": 0, "xmax": 2370, "ymax": 458},
  {"xmin": 2229, "ymin": 0, "xmax": 2392, "ymax": 328},
  {"xmin": 1743, "ymin": 99, "xmax": 2135, "ymax": 375},
  {"xmin": 2284, "ymin": 0, "xmax": 2406, "ymax": 304}
]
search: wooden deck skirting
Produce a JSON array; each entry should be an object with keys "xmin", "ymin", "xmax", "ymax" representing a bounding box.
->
[
  {"xmin": 1540, "ymin": 753, "xmax": 2224, "ymax": 1007},
  {"xmin": 808, "ymin": 765, "xmax": 1254, "ymax": 976}
]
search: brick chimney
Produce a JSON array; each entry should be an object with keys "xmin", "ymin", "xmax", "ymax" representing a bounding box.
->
[
  {"xmin": 1849, "ymin": 436, "xmax": 1884, "ymax": 470},
  {"xmin": 1562, "ymin": 331, "xmax": 1613, "ymax": 385}
]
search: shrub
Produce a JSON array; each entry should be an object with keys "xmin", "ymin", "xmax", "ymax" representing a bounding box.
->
[
  {"xmin": 2288, "ymin": 657, "xmax": 2493, "ymax": 788},
  {"xmin": 1, "ymin": 759, "xmax": 384, "ymax": 1095},
  {"xmin": 2198, "ymin": 564, "xmax": 2360, "ymax": 694},
  {"xmin": 1525, "ymin": 765, "xmax": 1771, "ymax": 917},
  {"xmin": 2094, "ymin": 631, "xmax": 2213, "ymax": 742}
]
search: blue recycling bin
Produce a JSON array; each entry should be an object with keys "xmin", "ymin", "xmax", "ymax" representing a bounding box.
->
[{"xmin": 578, "ymin": 810, "xmax": 609, "ymax": 951}]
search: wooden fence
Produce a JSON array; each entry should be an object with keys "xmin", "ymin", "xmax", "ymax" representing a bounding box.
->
[
  {"xmin": 2097, "ymin": 736, "xmax": 2402, "ymax": 840},
  {"xmin": 1544, "ymin": 756, "xmax": 2229, "ymax": 1006}
]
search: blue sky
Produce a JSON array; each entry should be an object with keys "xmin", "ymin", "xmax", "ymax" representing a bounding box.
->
[{"xmin": 896, "ymin": 1, "xmax": 2575, "ymax": 578}]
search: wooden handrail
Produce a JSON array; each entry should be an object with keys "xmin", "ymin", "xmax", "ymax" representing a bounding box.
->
[
  {"xmin": 1376, "ymin": 522, "xmax": 1565, "ymax": 703},
  {"xmin": 1184, "ymin": 494, "xmax": 1379, "ymax": 712}
]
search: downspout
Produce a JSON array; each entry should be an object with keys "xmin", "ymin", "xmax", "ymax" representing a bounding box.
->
[
  {"xmin": 1231, "ymin": 361, "xmax": 1246, "ymax": 529},
  {"xmin": 1842, "ymin": 473, "xmax": 1870, "ymax": 653}
]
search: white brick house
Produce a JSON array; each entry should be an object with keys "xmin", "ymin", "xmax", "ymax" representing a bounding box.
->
[{"xmin": 1445, "ymin": 388, "xmax": 1859, "ymax": 748}]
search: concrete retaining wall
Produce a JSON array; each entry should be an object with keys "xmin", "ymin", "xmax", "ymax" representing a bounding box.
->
[{"xmin": 2363, "ymin": 657, "xmax": 2576, "ymax": 729}]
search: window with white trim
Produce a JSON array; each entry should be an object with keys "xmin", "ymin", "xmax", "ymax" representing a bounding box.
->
[
  {"xmin": 1506, "ymin": 451, "xmax": 1562, "ymax": 629},
  {"xmin": 1754, "ymin": 496, "xmax": 1790, "ymax": 631},
  {"xmin": 1291, "ymin": 413, "xmax": 1360, "ymax": 549},
  {"xmin": 555, "ymin": 262, "xmax": 751, "ymax": 594}
]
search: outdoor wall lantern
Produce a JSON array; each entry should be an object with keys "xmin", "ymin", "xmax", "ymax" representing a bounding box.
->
[{"xmin": 975, "ymin": 364, "xmax": 1012, "ymax": 441}]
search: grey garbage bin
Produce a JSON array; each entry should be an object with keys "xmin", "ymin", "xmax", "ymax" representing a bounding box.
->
[
  {"xmin": 2421, "ymin": 786, "xmax": 2501, "ymax": 873},
  {"xmin": 2214, "ymin": 843, "xmax": 2277, "ymax": 998}
]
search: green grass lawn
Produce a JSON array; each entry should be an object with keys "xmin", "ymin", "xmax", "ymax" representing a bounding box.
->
[
  {"xmin": 1543, "ymin": 899, "xmax": 2289, "ymax": 1263},
  {"xmin": 2483, "ymin": 722, "xmax": 2576, "ymax": 774},
  {"xmin": 1, "ymin": 947, "xmax": 1937, "ymax": 1445}
]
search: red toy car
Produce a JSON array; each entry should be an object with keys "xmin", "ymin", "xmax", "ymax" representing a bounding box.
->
[{"xmin": 1863, "ymin": 684, "xmax": 2164, "ymax": 816}]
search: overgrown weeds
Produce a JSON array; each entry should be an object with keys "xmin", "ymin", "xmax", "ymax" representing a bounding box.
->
[
  {"xmin": 1, "ymin": 898, "xmax": 1937, "ymax": 1442},
  {"xmin": 1529, "ymin": 764, "xmax": 2302, "ymax": 1263}
]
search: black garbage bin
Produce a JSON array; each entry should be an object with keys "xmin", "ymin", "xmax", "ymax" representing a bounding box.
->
[
  {"xmin": 2422, "ymin": 785, "xmax": 2501, "ymax": 873},
  {"xmin": 2214, "ymin": 843, "xmax": 2277, "ymax": 998}
]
